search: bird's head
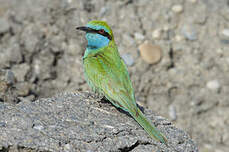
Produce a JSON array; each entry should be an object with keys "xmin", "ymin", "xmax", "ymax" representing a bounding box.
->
[{"xmin": 76, "ymin": 20, "xmax": 114, "ymax": 50}]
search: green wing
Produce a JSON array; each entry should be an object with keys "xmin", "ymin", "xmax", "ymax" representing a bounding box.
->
[
  {"xmin": 83, "ymin": 46, "xmax": 168, "ymax": 145},
  {"xmin": 83, "ymin": 46, "xmax": 136, "ymax": 111}
]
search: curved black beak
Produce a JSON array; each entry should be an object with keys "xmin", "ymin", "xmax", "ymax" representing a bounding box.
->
[{"xmin": 76, "ymin": 26, "xmax": 96, "ymax": 33}]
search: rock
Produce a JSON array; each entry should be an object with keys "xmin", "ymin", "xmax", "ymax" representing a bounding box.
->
[
  {"xmin": 20, "ymin": 24, "xmax": 41, "ymax": 53},
  {"xmin": 12, "ymin": 63, "xmax": 30, "ymax": 82},
  {"xmin": 33, "ymin": 51, "xmax": 55, "ymax": 80},
  {"xmin": 174, "ymin": 34, "xmax": 184, "ymax": 42},
  {"xmin": 221, "ymin": 29, "xmax": 229, "ymax": 37},
  {"xmin": 123, "ymin": 34, "xmax": 135, "ymax": 45},
  {"xmin": 139, "ymin": 41, "xmax": 162, "ymax": 64},
  {"xmin": 0, "ymin": 92, "xmax": 198, "ymax": 152},
  {"xmin": 206, "ymin": 80, "xmax": 220, "ymax": 91},
  {"xmin": 189, "ymin": 0, "xmax": 197, "ymax": 3},
  {"xmin": 152, "ymin": 29, "xmax": 162, "ymax": 40},
  {"xmin": 169, "ymin": 105, "xmax": 177, "ymax": 121},
  {"xmin": 0, "ymin": 42, "xmax": 22, "ymax": 68},
  {"xmin": 99, "ymin": 7, "xmax": 108, "ymax": 17},
  {"xmin": 172, "ymin": 4, "xmax": 183, "ymax": 13},
  {"xmin": 0, "ymin": 17, "xmax": 10, "ymax": 33},
  {"xmin": 0, "ymin": 70, "xmax": 18, "ymax": 103},
  {"xmin": 181, "ymin": 25, "xmax": 197, "ymax": 41},
  {"xmin": 15, "ymin": 82, "xmax": 31, "ymax": 96},
  {"xmin": 134, "ymin": 32, "xmax": 145, "ymax": 40},
  {"xmin": 0, "ymin": 69, "xmax": 15, "ymax": 89},
  {"xmin": 4, "ymin": 70, "xmax": 16, "ymax": 85},
  {"xmin": 121, "ymin": 53, "xmax": 134, "ymax": 66}
]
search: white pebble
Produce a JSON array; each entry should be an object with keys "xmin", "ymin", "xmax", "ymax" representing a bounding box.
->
[
  {"xmin": 206, "ymin": 80, "xmax": 220, "ymax": 91},
  {"xmin": 121, "ymin": 53, "xmax": 134, "ymax": 66},
  {"xmin": 169, "ymin": 105, "xmax": 177, "ymax": 121},
  {"xmin": 174, "ymin": 35, "xmax": 184, "ymax": 42},
  {"xmin": 172, "ymin": 4, "xmax": 183, "ymax": 13},
  {"xmin": 134, "ymin": 32, "xmax": 145, "ymax": 40},
  {"xmin": 181, "ymin": 25, "xmax": 197, "ymax": 40},
  {"xmin": 64, "ymin": 143, "xmax": 71, "ymax": 151},
  {"xmin": 152, "ymin": 29, "xmax": 162, "ymax": 39},
  {"xmin": 222, "ymin": 29, "xmax": 229, "ymax": 37},
  {"xmin": 189, "ymin": 0, "xmax": 197, "ymax": 3},
  {"xmin": 33, "ymin": 125, "xmax": 44, "ymax": 130}
]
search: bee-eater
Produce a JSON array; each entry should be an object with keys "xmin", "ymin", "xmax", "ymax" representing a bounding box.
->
[{"xmin": 76, "ymin": 20, "xmax": 167, "ymax": 145}]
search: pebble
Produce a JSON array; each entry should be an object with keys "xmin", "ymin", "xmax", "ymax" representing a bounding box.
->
[
  {"xmin": 123, "ymin": 34, "xmax": 135, "ymax": 45},
  {"xmin": 172, "ymin": 4, "xmax": 183, "ymax": 13},
  {"xmin": 221, "ymin": 29, "xmax": 229, "ymax": 37},
  {"xmin": 64, "ymin": 143, "xmax": 71, "ymax": 151},
  {"xmin": 189, "ymin": 0, "xmax": 197, "ymax": 3},
  {"xmin": 134, "ymin": 32, "xmax": 145, "ymax": 40},
  {"xmin": 139, "ymin": 41, "xmax": 162, "ymax": 64},
  {"xmin": 5, "ymin": 70, "xmax": 16, "ymax": 85},
  {"xmin": 169, "ymin": 105, "xmax": 177, "ymax": 121},
  {"xmin": 121, "ymin": 53, "xmax": 134, "ymax": 66},
  {"xmin": 152, "ymin": 29, "xmax": 162, "ymax": 40},
  {"xmin": 174, "ymin": 35, "xmax": 184, "ymax": 42},
  {"xmin": 33, "ymin": 125, "xmax": 44, "ymax": 130},
  {"xmin": 206, "ymin": 80, "xmax": 220, "ymax": 91},
  {"xmin": 0, "ymin": 18, "xmax": 10, "ymax": 33},
  {"xmin": 99, "ymin": 7, "xmax": 108, "ymax": 16},
  {"xmin": 15, "ymin": 82, "xmax": 30, "ymax": 96},
  {"xmin": 181, "ymin": 25, "xmax": 197, "ymax": 41},
  {"xmin": 12, "ymin": 63, "xmax": 30, "ymax": 82},
  {"xmin": 0, "ymin": 122, "xmax": 6, "ymax": 127}
]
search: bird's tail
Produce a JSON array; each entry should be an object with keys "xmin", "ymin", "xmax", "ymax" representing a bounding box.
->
[{"xmin": 129, "ymin": 107, "xmax": 167, "ymax": 145}]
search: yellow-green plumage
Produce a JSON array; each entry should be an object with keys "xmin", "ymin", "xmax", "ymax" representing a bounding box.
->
[{"xmin": 77, "ymin": 20, "xmax": 167, "ymax": 145}]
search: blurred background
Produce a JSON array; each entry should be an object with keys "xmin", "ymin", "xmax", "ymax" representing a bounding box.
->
[{"xmin": 0, "ymin": 0, "xmax": 229, "ymax": 151}]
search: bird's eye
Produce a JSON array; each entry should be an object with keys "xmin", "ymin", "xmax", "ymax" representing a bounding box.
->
[{"xmin": 98, "ymin": 29, "xmax": 105, "ymax": 34}]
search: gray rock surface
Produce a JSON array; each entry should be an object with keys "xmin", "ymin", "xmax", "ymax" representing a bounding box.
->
[{"xmin": 0, "ymin": 92, "xmax": 198, "ymax": 152}]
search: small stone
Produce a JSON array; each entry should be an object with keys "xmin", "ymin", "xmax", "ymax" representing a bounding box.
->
[
  {"xmin": 121, "ymin": 53, "xmax": 134, "ymax": 66},
  {"xmin": 12, "ymin": 63, "xmax": 30, "ymax": 82},
  {"xmin": 169, "ymin": 105, "xmax": 177, "ymax": 121},
  {"xmin": 206, "ymin": 80, "xmax": 220, "ymax": 91},
  {"xmin": 123, "ymin": 34, "xmax": 135, "ymax": 45},
  {"xmin": 172, "ymin": 4, "xmax": 183, "ymax": 13},
  {"xmin": 189, "ymin": 0, "xmax": 197, "ymax": 3},
  {"xmin": 99, "ymin": 7, "xmax": 108, "ymax": 16},
  {"xmin": 221, "ymin": 29, "xmax": 229, "ymax": 37},
  {"xmin": 5, "ymin": 70, "xmax": 16, "ymax": 85},
  {"xmin": 139, "ymin": 41, "xmax": 162, "ymax": 64},
  {"xmin": 0, "ymin": 18, "xmax": 10, "ymax": 33},
  {"xmin": 33, "ymin": 125, "xmax": 44, "ymax": 130},
  {"xmin": 152, "ymin": 29, "xmax": 162, "ymax": 40},
  {"xmin": 0, "ymin": 122, "xmax": 6, "ymax": 127},
  {"xmin": 163, "ymin": 25, "xmax": 169, "ymax": 32},
  {"xmin": 134, "ymin": 32, "xmax": 145, "ymax": 40},
  {"xmin": 0, "ymin": 81, "xmax": 8, "ymax": 94},
  {"xmin": 18, "ymin": 95, "xmax": 35, "ymax": 102},
  {"xmin": 181, "ymin": 25, "xmax": 197, "ymax": 41},
  {"xmin": 216, "ymin": 48, "xmax": 223, "ymax": 55},
  {"xmin": 15, "ymin": 82, "xmax": 30, "ymax": 96},
  {"xmin": 64, "ymin": 143, "xmax": 71, "ymax": 151},
  {"xmin": 174, "ymin": 35, "xmax": 184, "ymax": 42}
]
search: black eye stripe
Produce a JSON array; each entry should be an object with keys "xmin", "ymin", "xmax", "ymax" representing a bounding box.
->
[{"xmin": 96, "ymin": 29, "xmax": 112, "ymax": 40}]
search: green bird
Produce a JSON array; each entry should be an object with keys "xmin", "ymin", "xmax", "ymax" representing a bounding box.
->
[{"xmin": 76, "ymin": 20, "xmax": 167, "ymax": 144}]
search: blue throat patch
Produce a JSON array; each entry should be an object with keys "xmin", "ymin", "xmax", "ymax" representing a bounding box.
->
[
  {"xmin": 86, "ymin": 33, "xmax": 110, "ymax": 50},
  {"xmin": 84, "ymin": 24, "xmax": 111, "ymax": 58}
]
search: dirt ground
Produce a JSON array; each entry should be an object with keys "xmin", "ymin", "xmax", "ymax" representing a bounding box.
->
[{"xmin": 0, "ymin": 0, "xmax": 229, "ymax": 151}]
